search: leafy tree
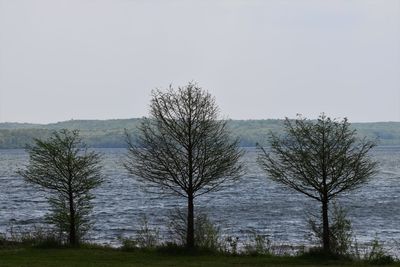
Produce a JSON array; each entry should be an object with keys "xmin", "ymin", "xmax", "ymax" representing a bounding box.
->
[
  {"xmin": 257, "ymin": 114, "xmax": 378, "ymax": 253},
  {"xmin": 124, "ymin": 83, "xmax": 244, "ymax": 248},
  {"xmin": 18, "ymin": 129, "xmax": 103, "ymax": 246}
]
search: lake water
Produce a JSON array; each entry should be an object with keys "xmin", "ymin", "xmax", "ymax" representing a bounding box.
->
[{"xmin": 0, "ymin": 147, "xmax": 399, "ymax": 253}]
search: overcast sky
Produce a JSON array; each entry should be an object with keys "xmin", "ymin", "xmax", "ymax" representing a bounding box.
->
[{"xmin": 0, "ymin": 0, "xmax": 399, "ymax": 123}]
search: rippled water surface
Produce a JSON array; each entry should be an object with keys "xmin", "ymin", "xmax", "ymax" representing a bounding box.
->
[{"xmin": 0, "ymin": 147, "xmax": 399, "ymax": 251}]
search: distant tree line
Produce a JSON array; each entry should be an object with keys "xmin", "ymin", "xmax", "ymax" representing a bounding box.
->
[
  {"xmin": 4, "ymin": 82, "xmax": 379, "ymax": 256},
  {"xmin": 1, "ymin": 119, "xmax": 400, "ymax": 149}
]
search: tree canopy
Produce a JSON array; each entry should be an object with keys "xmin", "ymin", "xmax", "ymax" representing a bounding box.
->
[
  {"xmin": 18, "ymin": 129, "xmax": 104, "ymax": 245},
  {"xmin": 257, "ymin": 114, "xmax": 378, "ymax": 252},
  {"xmin": 124, "ymin": 83, "xmax": 244, "ymax": 248}
]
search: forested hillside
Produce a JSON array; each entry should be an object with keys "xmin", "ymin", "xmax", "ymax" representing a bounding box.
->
[{"xmin": 0, "ymin": 119, "xmax": 399, "ymax": 148}]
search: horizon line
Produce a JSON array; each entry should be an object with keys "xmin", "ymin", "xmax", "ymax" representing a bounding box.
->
[{"xmin": 1, "ymin": 117, "xmax": 400, "ymax": 125}]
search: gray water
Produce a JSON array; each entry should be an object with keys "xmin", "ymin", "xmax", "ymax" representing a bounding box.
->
[{"xmin": 0, "ymin": 147, "xmax": 399, "ymax": 252}]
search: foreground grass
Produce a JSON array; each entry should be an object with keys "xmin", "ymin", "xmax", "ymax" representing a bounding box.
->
[{"xmin": 0, "ymin": 247, "xmax": 399, "ymax": 267}]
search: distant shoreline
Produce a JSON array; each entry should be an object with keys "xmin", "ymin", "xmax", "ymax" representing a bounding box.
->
[{"xmin": 1, "ymin": 119, "xmax": 400, "ymax": 149}]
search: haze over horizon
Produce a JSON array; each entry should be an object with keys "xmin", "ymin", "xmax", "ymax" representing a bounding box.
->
[
  {"xmin": 1, "ymin": 116, "xmax": 400, "ymax": 126},
  {"xmin": 1, "ymin": 0, "xmax": 399, "ymax": 124}
]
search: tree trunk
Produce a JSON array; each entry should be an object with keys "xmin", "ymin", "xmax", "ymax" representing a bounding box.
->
[
  {"xmin": 186, "ymin": 194, "xmax": 195, "ymax": 249},
  {"xmin": 68, "ymin": 192, "xmax": 77, "ymax": 246},
  {"xmin": 322, "ymin": 198, "xmax": 330, "ymax": 252}
]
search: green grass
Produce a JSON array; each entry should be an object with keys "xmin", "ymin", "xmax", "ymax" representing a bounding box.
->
[{"xmin": 0, "ymin": 247, "xmax": 399, "ymax": 267}]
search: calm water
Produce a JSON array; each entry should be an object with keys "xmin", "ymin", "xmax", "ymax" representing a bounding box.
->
[{"xmin": 0, "ymin": 147, "xmax": 399, "ymax": 252}]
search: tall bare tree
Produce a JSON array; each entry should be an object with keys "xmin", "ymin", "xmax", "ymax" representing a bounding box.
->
[
  {"xmin": 18, "ymin": 129, "xmax": 103, "ymax": 246},
  {"xmin": 257, "ymin": 114, "xmax": 378, "ymax": 253},
  {"xmin": 124, "ymin": 83, "xmax": 244, "ymax": 248}
]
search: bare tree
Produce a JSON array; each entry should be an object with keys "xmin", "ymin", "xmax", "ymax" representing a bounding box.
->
[
  {"xmin": 124, "ymin": 83, "xmax": 244, "ymax": 248},
  {"xmin": 257, "ymin": 114, "xmax": 378, "ymax": 253},
  {"xmin": 18, "ymin": 129, "xmax": 103, "ymax": 246}
]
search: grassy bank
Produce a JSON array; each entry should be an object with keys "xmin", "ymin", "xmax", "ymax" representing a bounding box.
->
[{"xmin": 0, "ymin": 247, "xmax": 399, "ymax": 267}]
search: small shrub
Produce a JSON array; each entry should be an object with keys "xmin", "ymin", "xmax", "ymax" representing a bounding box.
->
[
  {"xmin": 119, "ymin": 237, "xmax": 138, "ymax": 251},
  {"xmin": 135, "ymin": 216, "xmax": 160, "ymax": 249},
  {"xmin": 308, "ymin": 202, "xmax": 353, "ymax": 256},
  {"xmin": 120, "ymin": 215, "xmax": 160, "ymax": 250},
  {"xmin": 222, "ymin": 235, "xmax": 239, "ymax": 255},
  {"xmin": 167, "ymin": 208, "xmax": 187, "ymax": 245},
  {"xmin": 194, "ymin": 213, "xmax": 221, "ymax": 250},
  {"xmin": 366, "ymin": 237, "xmax": 394, "ymax": 265},
  {"xmin": 168, "ymin": 209, "xmax": 221, "ymax": 250},
  {"xmin": 0, "ymin": 224, "xmax": 63, "ymax": 248},
  {"xmin": 0, "ymin": 233, "xmax": 17, "ymax": 249},
  {"xmin": 329, "ymin": 204, "xmax": 353, "ymax": 256},
  {"xmin": 243, "ymin": 230, "xmax": 272, "ymax": 255}
]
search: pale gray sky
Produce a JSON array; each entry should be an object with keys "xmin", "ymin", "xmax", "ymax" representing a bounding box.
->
[{"xmin": 0, "ymin": 0, "xmax": 399, "ymax": 123}]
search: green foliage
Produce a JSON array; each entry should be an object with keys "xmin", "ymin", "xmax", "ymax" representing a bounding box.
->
[
  {"xmin": 17, "ymin": 129, "xmax": 104, "ymax": 245},
  {"xmin": 308, "ymin": 203, "xmax": 353, "ymax": 256},
  {"xmin": 46, "ymin": 193, "xmax": 93, "ymax": 243},
  {"xmin": 243, "ymin": 230, "xmax": 272, "ymax": 255},
  {"xmin": 194, "ymin": 214, "xmax": 221, "ymax": 251},
  {"xmin": 299, "ymin": 247, "xmax": 345, "ymax": 260},
  {"xmin": 0, "ymin": 225, "xmax": 62, "ymax": 249},
  {"xmin": 120, "ymin": 216, "xmax": 160, "ymax": 251},
  {"xmin": 0, "ymin": 119, "xmax": 142, "ymax": 149},
  {"xmin": 1, "ymin": 247, "xmax": 386, "ymax": 267},
  {"xmin": 366, "ymin": 238, "xmax": 394, "ymax": 265},
  {"xmin": 119, "ymin": 238, "xmax": 139, "ymax": 251},
  {"xmin": 221, "ymin": 236, "xmax": 240, "ymax": 255},
  {"xmin": 330, "ymin": 205, "xmax": 353, "ymax": 256},
  {"xmin": 125, "ymin": 84, "xmax": 244, "ymax": 248},
  {"xmin": 134, "ymin": 217, "xmax": 160, "ymax": 249},
  {"xmin": 258, "ymin": 113, "xmax": 378, "ymax": 252},
  {"xmin": 168, "ymin": 209, "xmax": 221, "ymax": 251},
  {"xmin": 1, "ymin": 119, "xmax": 400, "ymax": 148}
]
